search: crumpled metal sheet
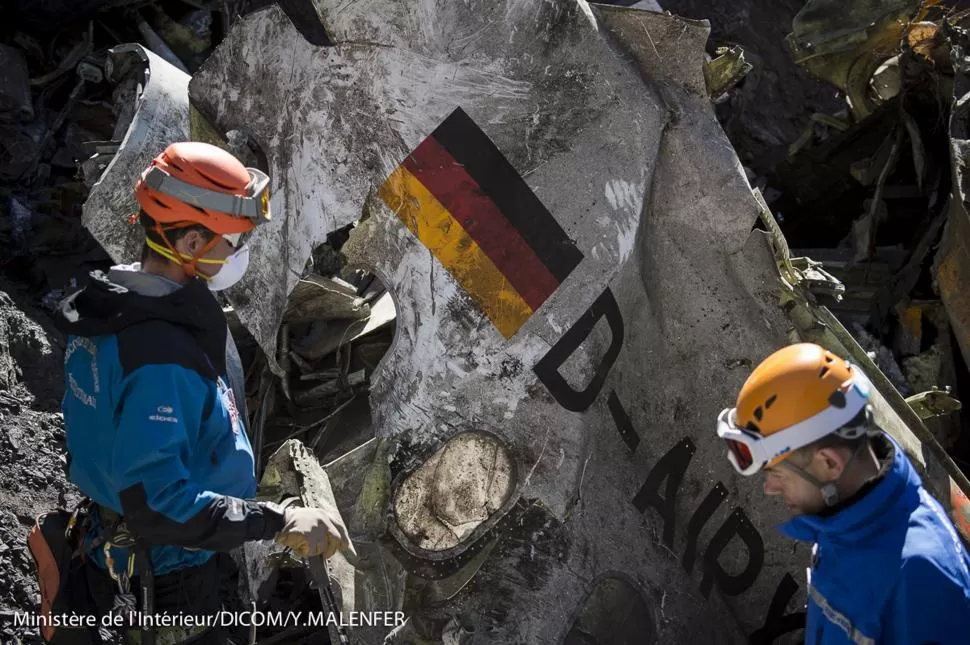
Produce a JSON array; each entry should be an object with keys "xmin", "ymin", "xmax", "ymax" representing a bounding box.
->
[
  {"xmin": 81, "ymin": 44, "xmax": 190, "ymax": 262},
  {"xmin": 187, "ymin": 3, "xmax": 799, "ymax": 642}
]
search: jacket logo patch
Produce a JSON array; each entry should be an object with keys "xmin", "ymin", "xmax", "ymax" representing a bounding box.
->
[
  {"xmin": 66, "ymin": 337, "xmax": 99, "ymax": 409},
  {"xmin": 149, "ymin": 404, "xmax": 178, "ymax": 423},
  {"xmin": 218, "ymin": 378, "xmax": 242, "ymax": 435}
]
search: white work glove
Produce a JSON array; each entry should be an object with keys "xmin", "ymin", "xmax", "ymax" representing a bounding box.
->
[{"xmin": 275, "ymin": 506, "xmax": 356, "ymax": 559}]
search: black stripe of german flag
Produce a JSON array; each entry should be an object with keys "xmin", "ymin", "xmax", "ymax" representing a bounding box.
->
[{"xmin": 378, "ymin": 107, "xmax": 583, "ymax": 338}]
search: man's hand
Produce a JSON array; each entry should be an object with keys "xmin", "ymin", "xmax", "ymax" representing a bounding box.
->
[{"xmin": 275, "ymin": 507, "xmax": 356, "ymax": 559}]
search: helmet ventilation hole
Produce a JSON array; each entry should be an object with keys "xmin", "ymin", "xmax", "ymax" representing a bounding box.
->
[
  {"xmin": 753, "ymin": 406, "xmax": 764, "ymax": 421},
  {"xmin": 828, "ymin": 391, "xmax": 847, "ymax": 409},
  {"xmin": 819, "ymin": 366, "xmax": 830, "ymax": 378},
  {"xmin": 196, "ymin": 168, "xmax": 237, "ymax": 191},
  {"xmin": 765, "ymin": 394, "xmax": 777, "ymax": 408}
]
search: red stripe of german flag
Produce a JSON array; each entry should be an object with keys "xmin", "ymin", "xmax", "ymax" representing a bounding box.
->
[{"xmin": 378, "ymin": 108, "xmax": 583, "ymax": 338}]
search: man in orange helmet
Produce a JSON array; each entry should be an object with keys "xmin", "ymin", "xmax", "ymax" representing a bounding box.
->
[
  {"xmin": 52, "ymin": 142, "xmax": 354, "ymax": 643},
  {"xmin": 717, "ymin": 342, "xmax": 970, "ymax": 644}
]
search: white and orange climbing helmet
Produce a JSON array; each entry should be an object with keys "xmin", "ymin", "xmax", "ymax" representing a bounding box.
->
[{"xmin": 716, "ymin": 343, "xmax": 873, "ymax": 477}]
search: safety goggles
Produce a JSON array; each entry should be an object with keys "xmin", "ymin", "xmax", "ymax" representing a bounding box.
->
[
  {"xmin": 221, "ymin": 230, "xmax": 252, "ymax": 248},
  {"xmin": 716, "ymin": 372, "xmax": 872, "ymax": 476},
  {"xmin": 140, "ymin": 164, "xmax": 272, "ymax": 223}
]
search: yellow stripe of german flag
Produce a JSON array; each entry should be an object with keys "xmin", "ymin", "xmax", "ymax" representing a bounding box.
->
[{"xmin": 378, "ymin": 166, "xmax": 534, "ymax": 338}]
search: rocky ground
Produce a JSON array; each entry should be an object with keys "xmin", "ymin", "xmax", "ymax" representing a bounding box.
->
[{"xmin": 0, "ymin": 281, "xmax": 80, "ymax": 641}]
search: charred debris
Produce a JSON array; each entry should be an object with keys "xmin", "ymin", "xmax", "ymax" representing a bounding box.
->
[{"xmin": 757, "ymin": 0, "xmax": 970, "ymax": 465}]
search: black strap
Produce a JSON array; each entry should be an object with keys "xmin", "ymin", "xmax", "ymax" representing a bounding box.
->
[{"xmin": 135, "ymin": 541, "xmax": 155, "ymax": 645}]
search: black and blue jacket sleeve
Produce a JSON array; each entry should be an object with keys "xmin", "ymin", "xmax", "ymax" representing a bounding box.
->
[{"xmin": 112, "ymin": 362, "xmax": 285, "ymax": 550}]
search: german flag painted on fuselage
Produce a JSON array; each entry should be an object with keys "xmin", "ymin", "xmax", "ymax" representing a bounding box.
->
[{"xmin": 378, "ymin": 107, "xmax": 583, "ymax": 338}]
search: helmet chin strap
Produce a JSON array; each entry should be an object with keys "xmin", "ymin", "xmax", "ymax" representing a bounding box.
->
[
  {"xmin": 147, "ymin": 223, "xmax": 225, "ymax": 279},
  {"xmin": 781, "ymin": 440, "xmax": 865, "ymax": 507}
]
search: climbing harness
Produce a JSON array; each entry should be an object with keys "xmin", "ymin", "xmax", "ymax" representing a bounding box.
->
[{"xmin": 89, "ymin": 504, "xmax": 157, "ymax": 645}]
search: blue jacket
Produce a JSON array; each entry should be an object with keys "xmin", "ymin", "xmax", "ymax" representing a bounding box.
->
[
  {"xmin": 779, "ymin": 434, "xmax": 970, "ymax": 645},
  {"xmin": 57, "ymin": 267, "xmax": 285, "ymax": 576}
]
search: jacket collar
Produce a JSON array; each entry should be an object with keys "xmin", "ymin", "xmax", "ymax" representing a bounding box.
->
[
  {"xmin": 777, "ymin": 433, "xmax": 921, "ymax": 544},
  {"xmin": 55, "ymin": 267, "xmax": 228, "ymax": 376},
  {"xmin": 106, "ymin": 263, "xmax": 183, "ymax": 297}
]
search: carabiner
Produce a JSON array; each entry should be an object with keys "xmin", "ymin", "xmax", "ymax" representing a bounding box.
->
[{"xmin": 103, "ymin": 542, "xmax": 132, "ymax": 595}]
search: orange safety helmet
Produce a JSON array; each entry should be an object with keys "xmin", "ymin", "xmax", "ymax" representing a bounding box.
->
[
  {"xmin": 134, "ymin": 142, "xmax": 271, "ymax": 276},
  {"xmin": 135, "ymin": 141, "xmax": 270, "ymax": 235},
  {"xmin": 716, "ymin": 343, "xmax": 873, "ymax": 476}
]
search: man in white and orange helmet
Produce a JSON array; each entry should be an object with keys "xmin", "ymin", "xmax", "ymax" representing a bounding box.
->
[
  {"xmin": 52, "ymin": 142, "xmax": 353, "ymax": 643},
  {"xmin": 717, "ymin": 342, "xmax": 970, "ymax": 645}
]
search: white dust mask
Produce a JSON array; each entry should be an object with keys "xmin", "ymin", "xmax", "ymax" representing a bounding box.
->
[{"xmin": 207, "ymin": 244, "xmax": 250, "ymax": 292}]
